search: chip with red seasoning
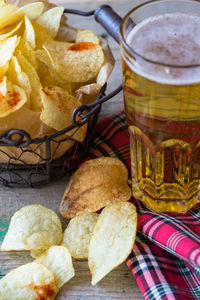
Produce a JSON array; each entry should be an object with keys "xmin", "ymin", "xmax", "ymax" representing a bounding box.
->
[
  {"xmin": 0, "ymin": 76, "xmax": 27, "ymax": 118},
  {"xmin": 0, "ymin": 262, "xmax": 57, "ymax": 300},
  {"xmin": 40, "ymin": 41, "xmax": 104, "ymax": 83}
]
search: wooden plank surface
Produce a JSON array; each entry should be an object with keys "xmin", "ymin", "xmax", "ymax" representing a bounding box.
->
[{"xmin": 0, "ymin": 0, "xmax": 144, "ymax": 299}]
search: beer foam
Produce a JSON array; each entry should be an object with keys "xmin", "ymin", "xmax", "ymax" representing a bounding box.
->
[{"xmin": 126, "ymin": 13, "xmax": 200, "ymax": 85}]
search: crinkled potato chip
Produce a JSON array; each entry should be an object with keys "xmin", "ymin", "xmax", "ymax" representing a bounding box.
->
[
  {"xmin": 0, "ymin": 75, "xmax": 27, "ymax": 118},
  {"xmin": 36, "ymin": 6, "xmax": 64, "ymax": 38},
  {"xmin": 16, "ymin": 51, "xmax": 42, "ymax": 111},
  {"xmin": 1, "ymin": 204, "xmax": 62, "ymax": 251},
  {"xmin": 23, "ymin": 16, "xmax": 36, "ymax": 49},
  {"xmin": 0, "ymin": 35, "xmax": 18, "ymax": 66},
  {"xmin": 19, "ymin": 2, "xmax": 44, "ymax": 20},
  {"xmin": 35, "ymin": 245, "xmax": 75, "ymax": 289},
  {"xmin": 0, "ymin": 21, "xmax": 22, "ymax": 41},
  {"xmin": 59, "ymin": 157, "xmax": 132, "ymax": 219},
  {"xmin": 0, "ymin": 262, "xmax": 57, "ymax": 300},
  {"xmin": 62, "ymin": 212, "xmax": 99, "ymax": 259},
  {"xmin": 76, "ymin": 29, "xmax": 100, "ymax": 44},
  {"xmin": 88, "ymin": 201, "xmax": 137, "ymax": 285},
  {"xmin": 42, "ymin": 41, "xmax": 104, "ymax": 82},
  {"xmin": 7, "ymin": 56, "xmax": 31, "ymax": 106},
  {"xmin": 40, "ymin": 86, "xmax": 87, "ymax": 141}
]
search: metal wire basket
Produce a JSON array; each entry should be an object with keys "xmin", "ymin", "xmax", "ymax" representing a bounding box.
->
[
  {"xmin": 0, "ymin": 6, "xmax": 123, "ymax": 188},
  {"xmin": 0, "ymin": 83, "xmax": 122, "ymax": 187}
]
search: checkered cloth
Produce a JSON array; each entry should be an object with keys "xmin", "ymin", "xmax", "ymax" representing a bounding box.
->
[{"xmin": 86, "ymin": 111, "xmax": 200, "ymax": 300}]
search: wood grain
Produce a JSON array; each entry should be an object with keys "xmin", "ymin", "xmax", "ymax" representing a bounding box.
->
[{"xmin": 0, "ymin": 0, "xmax": 144, "ymax": 299}]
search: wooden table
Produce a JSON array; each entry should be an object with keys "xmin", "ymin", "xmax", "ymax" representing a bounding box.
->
[{"xmin": 0, "ymin": 0, "xmax": 145, "ymax": 299}]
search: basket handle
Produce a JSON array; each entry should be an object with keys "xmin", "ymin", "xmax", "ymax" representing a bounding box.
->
[
  {"xmin": 64, "ymin": 6, "xmax": 125, "ymax": 126},
  {"xmin": 94, "ymin": 5, "xmax": 122, "ymax": 43}
]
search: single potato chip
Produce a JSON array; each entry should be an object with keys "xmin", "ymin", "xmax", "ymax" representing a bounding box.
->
[
  {"xmin": 42, "ymin": 41, "xmax": 104, "ymax": 82},
  {"xmin": 76, "ymin": 29, "xmax": 100, "ymax": 45},
  {"xmin": 40, "ymin": 86, "xmax": 87, "ymax": 141},
  {"xmin": 36, "ymin": 6, "xmax": 64, "ymax": 38},
  {"xmin": 19, "ymin": 2, "xmax": 44, "ymax": 20},
  {"xmin": 62, "ymin": 212, "xmax": 99, "ymax": 259},
  {"xmin": 59, "ymin": 157, "xmax": 132, "ymax": 219},
  {"xmin": 0, "ymin": 262, "xmax": 57, "ymax": 300},
  {"xmin": 23, "ymin": 16, "xmax": 36, "ymax": 49},
  {"xmin": 32, "ymin": 20, "xmax": 53, "ymax": 49},
  {"xmin": 0, "ymin": 76, "xmax": 27, "ymax": 118},
  {"xmin": 88, "ymin": 201, "xmax": 137, "ymax": 285},
  {"xmin": 1, "ymin": 204, "xmax": 62, "ymax": 251},
  {"xmin": 7, "ymin": 56, "xmax": 31, "ymax": 106},
  {"xmin": 0, "ymin": 21, "xmax": 22, "ymax": 42},
  {"xmin": 16, "ymin": 51, "xmax": 42, "ymax": 111},
  {"xmin": 0, "ymin": 35, "xmax": 18, "ymax": 67},
  {"xmin": 35, "ymin": 245, "xmax": 75, "ymax": 289}
]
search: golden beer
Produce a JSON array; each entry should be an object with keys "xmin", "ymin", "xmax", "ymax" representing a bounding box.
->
[{"xmin": 120, "ymin": 7, "xmax": 200, "ymax": 212}]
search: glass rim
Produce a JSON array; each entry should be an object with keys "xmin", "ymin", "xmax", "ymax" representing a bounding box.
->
[{"xmin": 119, "ymin": 0, "xmax": 200, "ymax": 69}]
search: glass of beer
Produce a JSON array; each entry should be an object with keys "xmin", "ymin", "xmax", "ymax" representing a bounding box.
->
[{"xmin": 120, "ymin": 0, "xmax": 200, "ymax": 212}]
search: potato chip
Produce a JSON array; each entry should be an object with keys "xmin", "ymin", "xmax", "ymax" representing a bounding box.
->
[
  {"xmin": 0, "ymin": 21, "xmax": 22, "ymax": 42},
  {"xmin": 0, "ymin": 262, "xmax": 57, "ymax": 300},
  {"xmin": 42, "ymin": 41, "xmax": 104, "ymax": 82},
  {"xmin": 40, "ymin": 86, "xmax": 87, "ymax": 141},
  {"xmin": 0, "ymin": 76, "xmax": 27, "ymax": 118},
  {"xmin": 35, "ymin": 245, "xmax": 75, "ymax": 289},
  {"xmin": 16, "ymin": 51, "xmax": 42, "ymax": 111},
  {"xmin": 32, "ymin": 20, "xmax": 53, "ymax": 49},
  {"xmin": 36, "ymin": 49, "xmax": 69, "ymax": 84},
  {"xmin": 88, "ymin": 201, "xmax": 137, "ymax": 285},
  {"xmin": 59, "ymin": 157, "xmax": 132, "ymax": 219},
  {"xmin": 36, "ymin": 6, "xmax": 64, "ymax": 38},
  {"xmin": 0, "ymin": 35, "xmax": 18, "ymax": 66},
  {"xmin": 62, "ymin": 212, "xmax": 98, "ymax": 259},
  {"xmin": 23, "ymin": 16, "xmax": 35, "ymax": 49},
  {"xmin": 19, "ymin": 2, "xmax": 44, "ymax": 20},
  {"xmin": 42, "ymin": 73, "xmax": 72, "ymax": 93},
  {"xmin": 1, "ymin": 204, "xmax": 62, "ymax": 251},
  {"xmin": 76, "ymin": 29, "xmax": 100, "ymax": 45},
  {"xmin": 7, "ymin": 56, "xmax": 31, "ymax": 106},
  {"xmin": 43, "ymin": 39, "xmax": 72, "ymax": 52},
  {"xmin": 17, "ymin": 37, "xmax": 38, "ymax": 69},
  {"xmin": 0, "ymin": 4, "xmax": 23, "ymax": 30},
  {"xmin": 0, "ymin": 61, "xmax": 8, "ymax": 75}
]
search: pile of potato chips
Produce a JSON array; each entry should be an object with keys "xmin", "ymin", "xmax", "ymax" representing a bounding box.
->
[
  {"xmin": 0, "ymin": 158, "xmax": 137, "ymax": 299},
  {"xmin": 0, "ymin": 0, "xmax": 106, "ymax": 145}
]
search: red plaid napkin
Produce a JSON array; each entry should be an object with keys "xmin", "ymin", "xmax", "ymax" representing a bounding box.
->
[{"xmin": 86, "ymin": 111, "xmax": 200, "ymax": 300}]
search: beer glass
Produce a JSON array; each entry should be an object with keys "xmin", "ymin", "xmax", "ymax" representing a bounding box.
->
[{"xmin": 120, "ymin": 0, "xmax": 200, "ymax": 212}]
